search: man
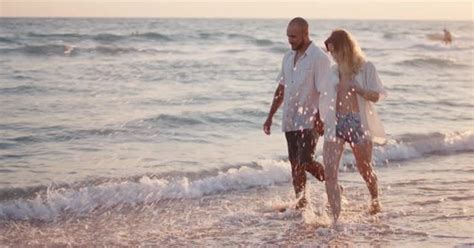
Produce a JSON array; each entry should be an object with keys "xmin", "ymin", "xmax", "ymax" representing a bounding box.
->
[
  {"xmin": 263, "ymin": 17, "xmax": 331, "ymax": 209},
  {"xmin": 443, "ymin": 28, "xmax": 452, "ymax": 45}
]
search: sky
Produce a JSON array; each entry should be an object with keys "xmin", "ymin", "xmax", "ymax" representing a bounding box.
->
[{"xmin": 1, "ymin": 0, "xmax": 473, "ymax": 20}]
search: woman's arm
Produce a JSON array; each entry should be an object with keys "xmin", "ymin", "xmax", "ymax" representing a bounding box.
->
[
  {"xmin": 354, "ymin": 86, "xmax": 380, "ymax": 102},
  {"xmin": 354, "ymin": 61, "xmax": 386, "ymax": 102}
]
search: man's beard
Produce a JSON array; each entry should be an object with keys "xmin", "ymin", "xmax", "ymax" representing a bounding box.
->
[{"xmin": 291, "ymin": 42, "xmax": 302, "ymax": 51}]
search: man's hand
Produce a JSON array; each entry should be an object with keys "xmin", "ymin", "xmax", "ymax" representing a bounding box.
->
[
  {"xmin": 315, "ymin": 119, "xmax": 324, "ymax": 136},
  {"xmin": 314, "ymin": 110, "xmax": 324, "ymax": 136},
  {"xmin": 263, "ymin": 85, "xmax": 284, "ymax": 136},
  {"xmin": 263, "ymin": 117, "xmax": 272, "ymax": 135}
]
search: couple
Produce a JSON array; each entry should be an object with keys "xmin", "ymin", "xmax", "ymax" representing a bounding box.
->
[{"xmin": 263, "ymin": 17, "xmax": 386, "ymax": 223}]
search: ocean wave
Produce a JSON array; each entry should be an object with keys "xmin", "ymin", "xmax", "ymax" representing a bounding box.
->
[
  {"xmin": 2, "ymin": 108, "xmax": 265, "ymax": 148},
  {"xmin": 0, "ymin": 37, "xmax": 16, "ymax": 43},
  {"xmin": 0, "ymin": 185, "xmax": 49, "ymax": 202},
  {"xmin": 1, "ymin": 127, "xmax": 128, "ymax": 149},
  {"xmin": 0, "ymin": 160, "xmax": 290, "ymax": 220},
  {"xmin": 0, "ymin": 85, "xmax": 48, "ymax": 95},
  {"xmin": 254, "ymin": 38, "xmax": 274, "ymax": 46},
  {"xmin": 25, "ymin": 32, "xmax": 173, "ymax": 43},
  {"xmin": 91, "ymin": 46, "xmax": 157, "ymax": 55},
  {"xmin": 382, "ymin": 31, "xmax": 408, "ymax": 40},
  {"xmin": 377, "ymin": 70, "xmax": 404, "ymax": 76},
  {"xmin": 396, "ymin": 57, "xmax": 469, "ymax": 69},
  {"xmin": 232, "ymin": 108, "xmax": 268, "ymax": 118},
  {"xmin": 0, "ymin": 130, "xmax": 473, "ymax": 220},
  {"xmin": 410, "ymin": 43, "xmax": 473, "ymax": 52},
  {"xmin": 0, "ymin": 142, "xmax": 16, "ymax": 149},
  {"xmin": 336, "ymin": 130, "xmax": 474, "ymax": 167},
  {"xmin": 0, "ymin": 44, "xmax": 169, "ymax": 56},
  {"xmin": 228, "ymin": 33, "xmax": 274, "ymax": 46},
  {"xmin": 220, "ymin": 49, "xmax": 246, "ymax": 54},
  {"xmin": 141, "ymin": 96, "xmax": 215, "ymax": 106},
  {"xmin": 91, "ymin": 33, "xmax": 124, "ymax": 42},
  {"xmin": 373, "ymin": 130, "xmax": 474, "ymax": 164},
  {"xmin": 127, "ymin": 109, "xmax": 263, "ymax": 130},
  {"xmin": 27, "ymin": 32, "xmax": 82, "ymax": 39},
  {"xmin": 134, "ymin": 32, "xmax": 173, "ymax": 41},
  {"xmin": 436, "ymin": 100, "xmax": 474, "ymax": 108},
  {"xmin": 411, "ymin": 44, "xmax": 448, "ymax": 51},
  {"xmin": 269, "ymin": 45, "xmax": 289, "ymax": 54},
  {"xmin": 141, "ymin": 114, "xmax": 205, "ymax": 128},
  {"xmin": 198, "ymin": 31, "xmax": 226, "ymax": 40},
  {"xmin": 196, "ymin": 31, "xmax": 275, "ymax": 46},
  {"xmin": 0, "ymin": 44, "xmax": 72, "ymax": 56}
]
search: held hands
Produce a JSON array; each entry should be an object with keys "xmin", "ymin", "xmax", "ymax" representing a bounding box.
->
[
  {"xmin": 263, "ymin": 117, "xmax": 272, "ymax": 135},
  {"xmin": 314, "ymin": 110, "xmax": 324, "ymax": 136},
  {"xmin": 315, "ymin": 119, "xmax": 324, "ymax": 136}
]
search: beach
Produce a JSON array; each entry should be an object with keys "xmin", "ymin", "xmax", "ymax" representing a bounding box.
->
[{"xmin": 0, "ymin": 18, "xmax": 473, "ymax": 246}]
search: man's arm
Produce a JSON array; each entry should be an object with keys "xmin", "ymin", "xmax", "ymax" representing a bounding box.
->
[
  {"xmin": 314, "ymin": 110, "xmax": 324, "ymax": 135},
  {"xmin": 313, "ymin": 54, "xmax": 331, "ymax": 135},
  {"xmin": 263, "ymin": 84, "xmax": 284, "ymax": 135}
]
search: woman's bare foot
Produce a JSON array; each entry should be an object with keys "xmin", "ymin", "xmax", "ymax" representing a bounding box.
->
[{"xmin": 369, "ymin": 198, "xmax": 382, "ymax": 215}]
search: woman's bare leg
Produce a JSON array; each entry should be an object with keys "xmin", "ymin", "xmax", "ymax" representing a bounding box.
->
[
  {"xmin": 323, "ymin": 139, "xmax": 344, "ymax": 222},
  {"xmin": 351, "ymin": 140, "xmax": 381, "ymax": 214}
]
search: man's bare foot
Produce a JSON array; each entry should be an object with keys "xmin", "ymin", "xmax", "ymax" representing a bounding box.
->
[
  {"xmin": 314, "ymin": 162, "xmax": 325, "ymax": 181},
  {"xmin": 369, "ymin": 198, "xmax": 382, "ymax": 215},
  {"xmin": 277, "ymin": 207, "xmax": 287, "ymax": 212},
  {"xmin": 295, "ymin": 198, "xmax": 308, "ymax": 210}
]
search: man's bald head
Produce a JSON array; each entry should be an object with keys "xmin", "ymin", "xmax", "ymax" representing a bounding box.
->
[
  {"xmin": 287, "ymin": 17, "xmax": 310, "ymax": 51},
  {"xmin": 288, "ymin": 17, "xmax": 309, "ymax": 33}
]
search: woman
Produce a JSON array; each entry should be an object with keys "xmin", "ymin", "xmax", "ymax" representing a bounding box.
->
[{"xmin": 320, "ymin": 29, "xmax": 387, "ymax": 223}]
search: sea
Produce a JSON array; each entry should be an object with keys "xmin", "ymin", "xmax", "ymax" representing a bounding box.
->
[{"xmin": 0, "ymin": 18, "xmax": 473, "ymax": 246}]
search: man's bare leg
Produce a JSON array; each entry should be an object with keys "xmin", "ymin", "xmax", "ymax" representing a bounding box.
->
[
  {"xmin": 291, "ymin": 160, "xmax": 307, "ymax": 209},
  {"xmin": 305, "ymin": 161, "xmax": 325, "ymax": 181}
]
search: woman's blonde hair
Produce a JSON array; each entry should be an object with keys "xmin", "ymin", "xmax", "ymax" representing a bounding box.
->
[{"xmin": 324, "ymin": 29, "xmax": 365, "ymax": 76}]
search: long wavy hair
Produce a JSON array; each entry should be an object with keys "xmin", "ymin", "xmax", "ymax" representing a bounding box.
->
[{"xmin": 324, "ymin": 29, "xmax": 365, "ymax": 76}]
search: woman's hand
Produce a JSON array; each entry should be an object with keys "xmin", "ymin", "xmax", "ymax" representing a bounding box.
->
[{"xmin": 352, "ymin": 81, "xmax": 380, "ymax": 102}]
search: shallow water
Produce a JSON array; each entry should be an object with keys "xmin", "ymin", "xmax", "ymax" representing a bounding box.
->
[
  {"xmin": 0, "ymin": 18, "xmax": 473, "ymax": 246},
  {"xmin": 1, "ymin": 153, "xmax": 472, "ymax": 246}
]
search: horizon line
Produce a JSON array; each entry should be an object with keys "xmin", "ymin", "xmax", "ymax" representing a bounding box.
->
[{"xmin": 0, "ymin": 16, "xmax": 472, "ymax": 22}]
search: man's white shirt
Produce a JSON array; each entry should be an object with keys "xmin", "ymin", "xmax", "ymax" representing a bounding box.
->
[{"xmin": 276, "ymin": 42, "xmax": 331, "ymax": 132}]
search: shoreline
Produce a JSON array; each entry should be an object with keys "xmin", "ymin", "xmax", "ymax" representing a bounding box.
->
[{"xmin": 0, "ymin": 153, "xmax": 472, "ymax": 246}]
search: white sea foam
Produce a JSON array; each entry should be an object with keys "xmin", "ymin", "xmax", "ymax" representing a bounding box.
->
[
  {"xmin": 340, "ymin": 130, "xmax": 474, "ymax": 166},
  {"xmin": 1, "ymin": 131, "xmax": 473, "ymax": 220},
  {"xmin": 0, "ymin": 160, "xmax": 291, "ymax": 220}
]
